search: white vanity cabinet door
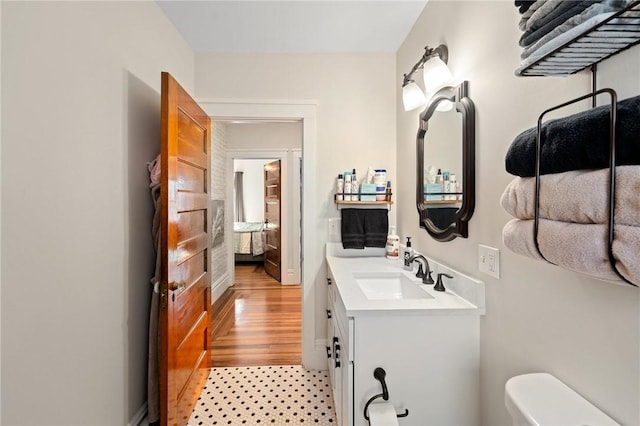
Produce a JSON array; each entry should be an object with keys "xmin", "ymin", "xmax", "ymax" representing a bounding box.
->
[
  {"xmin": 341, "ymin": 319, "xmax": 353, "ymax": 426},
  {"xmin": 327, "ymin": 268, "xmax": 354, "ymax": 426}
]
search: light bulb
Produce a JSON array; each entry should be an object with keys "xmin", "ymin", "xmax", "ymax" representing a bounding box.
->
[
  {"xmin": 422, "ymin": 57, "xmax": 454, "ymax": 94},
  {"xmin": 436, "ymin": 100, "xmax": 454, "ymax": 112},
  {"xmin": 402, "ymin": 81, "xmax": 426, "ymax": 111}
]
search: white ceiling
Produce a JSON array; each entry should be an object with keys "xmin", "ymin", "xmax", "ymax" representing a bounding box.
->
[{"xmin": 156, "ymin": 1, "xmax": 428, "ymax": 53}]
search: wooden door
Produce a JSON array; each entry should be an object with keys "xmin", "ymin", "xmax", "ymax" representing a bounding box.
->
[
  {"xmin": 160, "ymin": 72, "xmax": 211, "ymax": 426},
  {"xmin": 264, "ymin": 160, "xmax": 281, "ymax": 282}
]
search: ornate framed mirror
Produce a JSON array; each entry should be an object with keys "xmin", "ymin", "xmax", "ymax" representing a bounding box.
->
[{"xmin": 416, "ymin": 81, "xmax": 475, "ymax": 241}]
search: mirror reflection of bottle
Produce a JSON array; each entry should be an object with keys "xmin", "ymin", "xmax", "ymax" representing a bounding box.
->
[
  {"xmin": 449, "ymin": 174, "xmax": 457, "ymax": 201},
  {"xmin": 443, "ymin": 171, "xmax": 450, "ymax": 200},
  {"xmin": 434, "ymin": 169, "xmax": 443, "ymax": 200}
]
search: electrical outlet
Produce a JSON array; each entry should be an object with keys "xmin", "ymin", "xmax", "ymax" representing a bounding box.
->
[{"xmin": 478, "ymin": 244, "xmax": 500, "ymax": 279}]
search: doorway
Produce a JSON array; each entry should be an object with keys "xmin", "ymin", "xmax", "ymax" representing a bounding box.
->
[
  {"xmin": 199, "ymin": 99, "xmax": 322, "ymax": 370},
  {"xmin": 212, "ymin": 120, "xmax": 303, "ymax": 367}
]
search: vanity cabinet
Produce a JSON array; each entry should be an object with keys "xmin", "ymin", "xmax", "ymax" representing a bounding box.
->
[
  {"xmin": 325, "ymin": 252, "xmax": 483, "ymax": 426},
  {"xmin": 326, "ymin": 271, "xmax": 353, "ymax": 426}
]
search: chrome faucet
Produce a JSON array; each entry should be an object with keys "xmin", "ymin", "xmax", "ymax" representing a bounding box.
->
[{"xmin": 408, "ymin": 254, "xmax": 434, "ymax": 284}]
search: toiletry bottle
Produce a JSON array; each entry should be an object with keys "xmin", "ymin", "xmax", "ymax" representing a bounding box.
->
[
  {"xmin": 435, "ymin": 169, "xmax": 443, "ymax": 200},
  {"xmin": 344, "ymin": 172, "xmax": 352, "ymax": 201},
  {"xmin": 385, "ymin": 226, "xmax": 400, "ymax": 259},
  {"xmin": 442, "ymin": 171, "xmax": 449, "ymax": 201},
  {"xmin": 435, "ymin": 168, "xmax": 442, "ymax": 184},
  {"xmin": 351, "ymin": 168, "xmax": 359, "ymax": 201},
  {"xmin": 449, "ymin": 174, "xmax": 457, "ymax": 201},
  {"xmin": 403, "ymin": 237, "xmax": 413, "ymax": 270},
  {"xmin": 336, "ymin": 174, "xmax": 344, "ymax": 201},
  {"xmin": 385, "ymin": 181, "xmax": 392, "ymax": 202}
]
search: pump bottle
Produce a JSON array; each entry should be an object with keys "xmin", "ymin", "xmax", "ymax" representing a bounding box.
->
[
  {"xmin": 385, "ymin": 226, "xmax": 400, "ymax": 259},
  {"xmin": 403, "ymin": 237, "xmax": 414, "ymax": 270}
]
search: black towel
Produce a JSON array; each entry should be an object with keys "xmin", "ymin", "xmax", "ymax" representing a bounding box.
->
[
  {"xmin": 363, "ymin": 209, "xmax": 389, "ymax": 248},
  {"xmin": 426, "ymin": 207, "xmax": 458, "ymax": 230},
  {"xmin": 505, "ymin": 95, "xmax": 640, "ymax": 177},
  {"xmin": 341, "ymin": 208, "xmax": 389, "ymax": 249},
  {"xmin": 515, "ymin": 0, "xmax": 536, "ymax": 14},
  {"xmin": 341, "ymin": 208, "xmax": 365, "ymax": 249}
]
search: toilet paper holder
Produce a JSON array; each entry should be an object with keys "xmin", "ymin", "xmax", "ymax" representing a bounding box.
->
[{"xmin": 363, "ymin": 367, "xmax": 409, "ymax": 421}]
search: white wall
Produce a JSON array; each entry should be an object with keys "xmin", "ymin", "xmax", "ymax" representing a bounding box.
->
[
  {"xmin": 230, "ymin": 122, "xmax": 303, "ymax": 223},
  {"xmin": 196, "ymin": 53, "xmax": 396, "ymax": 361},
  {"xmin": 227, "ymin": 121, "xmax": 303, "ymax": 150},
  {"xmin": 397, "ymin": 2, "xmax": 640, "ymax": 425},
  {"xmin": 234, "ymin": 159, "xmax": 268, "ymax": 222},
  {"xmin": 2, "ymin": 2, "xmax": 194, "ymax": 425},
  {"xmin": 211, "ymin": 123, "xmax": 231, "ymax": 303},
  {"xmin": 0, "ymin": 1, "xmax": 3, "ymax": 422}
]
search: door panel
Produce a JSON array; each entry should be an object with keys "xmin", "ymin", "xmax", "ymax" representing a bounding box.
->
[
  {"xmin": 264, "ymin": 160, "xmax": 281, "ymax": 282},
  {"xmin": 160, "ymin": 72, "xmax": 211, "ymax": 426}
]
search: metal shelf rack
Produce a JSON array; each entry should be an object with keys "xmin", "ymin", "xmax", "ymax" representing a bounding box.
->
[{"xmin": 517, "ymin": 1, "xmax": 640, "ymax": 77}]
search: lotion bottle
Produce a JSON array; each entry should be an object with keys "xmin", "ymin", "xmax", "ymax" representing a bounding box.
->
[
  {"xmin": 385, "ymin": 226, "xmax": 399, "ymax": 259},
  {"xmin": 403, "ymin": 237, "xmax": 413, "ymax": 270}
]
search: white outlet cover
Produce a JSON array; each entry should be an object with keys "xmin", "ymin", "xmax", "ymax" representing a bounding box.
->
[
  {"xmin": 478, "ymin": 244, "xmax": 500, "ymax": 279},
  {"xmin": 328, "ymin": 218, "xmax": 341, "ymax": 236}
]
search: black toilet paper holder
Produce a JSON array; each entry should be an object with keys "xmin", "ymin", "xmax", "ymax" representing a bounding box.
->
[{"xmin": 363, "ymin": 367, "xmax": 409, "ymax": 421}]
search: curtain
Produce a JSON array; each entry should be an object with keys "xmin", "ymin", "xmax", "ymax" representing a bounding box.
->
[{"xmin": 234, "ymin": 171, "xmax": 246, "ymax": 222}]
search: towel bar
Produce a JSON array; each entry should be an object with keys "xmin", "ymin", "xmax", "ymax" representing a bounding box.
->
[{"xmin": 533, "ymin": 88, "xmax": 636, "ymax": 287}]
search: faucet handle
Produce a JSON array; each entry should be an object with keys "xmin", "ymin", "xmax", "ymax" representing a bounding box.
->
[
  {"xmin": 423, "ymin": 270, "xmax": 435, "ymax": 285},
  {"xmin": 415, "ymin": 263, "xmax": 425, "ymax": 278},
  {"xmin": 434, "ymin": 273, "xmax": 453, "ymax": 292}
]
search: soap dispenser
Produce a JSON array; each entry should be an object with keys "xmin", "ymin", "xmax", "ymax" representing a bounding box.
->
[{"xmin": 403, "ymin": 237, "xmax": 413, "ymax": 270}]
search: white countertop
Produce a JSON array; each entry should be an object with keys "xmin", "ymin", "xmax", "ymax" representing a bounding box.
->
[{"xmin": 326, "ymin": 243, "xmax": 485, "ymax": 316}]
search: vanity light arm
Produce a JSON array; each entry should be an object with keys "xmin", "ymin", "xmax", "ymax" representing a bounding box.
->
[{"xmin": 402, "ymin": 44, "xmax": 449, "ymax": 87}]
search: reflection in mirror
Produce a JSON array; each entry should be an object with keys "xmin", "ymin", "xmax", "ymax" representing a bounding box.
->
[{"xmin": 416, "ymin": 81, "xmax": 475, "ymax": 242}]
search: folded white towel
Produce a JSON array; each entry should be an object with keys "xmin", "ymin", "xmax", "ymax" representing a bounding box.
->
[
  {"xmin": 503, "ymin": 218, "xmax": 639, "ymax": 285},
  {"xmin": 500, "ymin": 166, "xmax": 640, "ymax": 226}
]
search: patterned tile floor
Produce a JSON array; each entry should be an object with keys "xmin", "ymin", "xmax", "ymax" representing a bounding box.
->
[{"xmin": 188, "ymin": 365, "xmax": 337, "ymax": 425}]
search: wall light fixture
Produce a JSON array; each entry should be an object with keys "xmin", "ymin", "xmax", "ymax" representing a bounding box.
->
[{"xmin": 401, "ymin": 44, "xmax": 453, "ymax": 111}]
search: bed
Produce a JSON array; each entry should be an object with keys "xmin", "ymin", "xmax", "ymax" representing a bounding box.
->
[{"xmin": 233, "ymin": 221, "xmax": 265, "ymax": 263}]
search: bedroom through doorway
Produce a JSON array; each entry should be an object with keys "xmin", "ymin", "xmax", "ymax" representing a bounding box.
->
[{"xmin": 213, "ymin": 120, "xmax": 303, "ymax": 367}]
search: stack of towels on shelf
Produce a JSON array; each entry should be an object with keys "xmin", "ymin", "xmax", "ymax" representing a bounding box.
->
[
  {"xmin": 514, "ymin": 0, "xmax": 632, "ymax": 75},
  {"xmin": 501, "ymin": 95, "xmax": 640, "ymax": 285}
]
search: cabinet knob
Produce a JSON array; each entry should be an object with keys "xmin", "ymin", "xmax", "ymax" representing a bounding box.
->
[{"xmin": 326, "ymin": 309, "xmax": 332, "ymax": 319}]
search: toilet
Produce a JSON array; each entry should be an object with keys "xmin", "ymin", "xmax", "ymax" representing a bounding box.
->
[{"xmin": 505, "ymin": 373, "xmax": 620, "ymax": 426}]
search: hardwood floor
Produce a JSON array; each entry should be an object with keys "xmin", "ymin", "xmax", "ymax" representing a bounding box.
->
[{"xmin": 210, "ymin": 264, "xmax": 302, "ymax": 367}]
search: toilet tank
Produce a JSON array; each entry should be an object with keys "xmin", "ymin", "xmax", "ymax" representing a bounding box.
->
[{"xmin": 505, "ymin": 373, "xmax": 620, "ymax": 426}]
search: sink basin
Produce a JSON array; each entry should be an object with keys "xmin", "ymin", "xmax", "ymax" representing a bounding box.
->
[{"xmin": 353, "ymin": 272, "xmax": 433, "ymax": 300}]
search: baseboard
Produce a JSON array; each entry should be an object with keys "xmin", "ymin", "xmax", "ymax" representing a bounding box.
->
[
  {"xmin": 211, "ymin": 271, "xmax": 231, "ymax": 303},
  {"xmin": 128, "ymin": 402, "xmax": 148, "ymax": 426}
]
